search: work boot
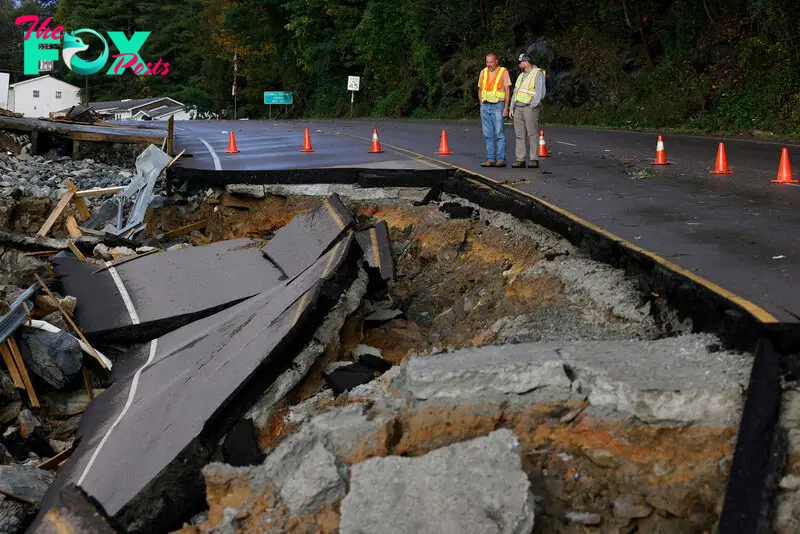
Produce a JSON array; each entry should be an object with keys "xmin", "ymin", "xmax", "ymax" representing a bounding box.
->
[
  {"xmin": 529, "ymin": 160, "xmax": 540, "ymax": 168},
  {"xmin": 496, "ymin": 160, "xmax": 506, "ymax": 167},
  {"xmin": 481, "ymin": 160, "xmax": 495, "ymax": 167},
  {"xmin": 511, "ymin": 161, "xmax": 526, "ymax": 168}
]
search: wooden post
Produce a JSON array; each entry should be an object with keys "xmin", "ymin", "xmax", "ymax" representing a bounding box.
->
[{"xmin": 167, "ymin": 114, "xmax": 174, "ymax": 156}]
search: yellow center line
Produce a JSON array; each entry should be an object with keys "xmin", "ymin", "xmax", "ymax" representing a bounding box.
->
[
  {"xmin": 369, "ymin": 228, "xmax": 382, "ymax": 271},
  {"xmin": 323, "ymin": 126, "xmax": 779, "ymax": 325},
  {"xmin": 324, "ymin": 198, "xmax": 346, "ymax": 230}
]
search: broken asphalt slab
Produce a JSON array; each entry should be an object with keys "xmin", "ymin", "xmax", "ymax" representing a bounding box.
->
[
  {"xmin": 50, "ymin": 238, "xmax": 284, "ymax": 344},
  {"xmin": 32, "ymin": 194, "xmax": 396, "ymax": 532}
]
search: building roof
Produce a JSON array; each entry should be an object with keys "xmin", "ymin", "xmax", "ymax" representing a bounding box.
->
[
  {"xmin": 133, "ymin": 104, "xmax": 185, "ymax": 119},
  {"xmin": 90, "ymin": 97, "xmax": 182, "ymax": 112},
  {"xmin": 54, "ymin": 96, "xmax": 184, "ymax": 116},
  {"xmin": 9, "ymin": 75, "xmax": 80, "ymax": 90}
]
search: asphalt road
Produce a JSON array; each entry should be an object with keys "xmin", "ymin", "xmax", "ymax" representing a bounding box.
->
[{"xmin": 175, "ymin": 119, "xmax": 800, "ymax": 323}]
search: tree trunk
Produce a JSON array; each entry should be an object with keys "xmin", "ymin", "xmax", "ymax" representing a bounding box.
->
[{"xmin": 635, "ymin": 2, "xmax": 656, "ymax": 72}]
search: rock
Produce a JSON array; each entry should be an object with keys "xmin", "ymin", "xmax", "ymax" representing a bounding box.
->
[
  {"xmin": 357, "ymin": 353, "xmax": 393, "ymax": 373},
  {"xmin": 92, "ymin": 243, "xmax": 112, "ymax": 261},
  {"xmin": 340, "ymin": 429, "xmax": 535, "ymax": 534},
  {"xmin": 286, "ymin": 390, "xmax": 335, "ymax": 425},
  {"xmin": 166, "ymin": 243, "xmax": 192, "ymax": 252},
  {"xmin": 0, "ymin": 465, "xmax": 54, "ymax": 532},
  {"xmin": 59, "ymin": 296, "xmax": 77, "ymax": 317},
  {"xmin": 350, "ymin": 344, "xmax": 383, "ymax": 360},
  {"xmin": 585, "ymin": 448, "xmax": 615, "ymax": 468},
  {"xmin": 0, "ymin": 372, "xmax": 19, "ymax": 407},
  {"xmin": 41, "ymin": 311, "xmax": 68, "ymax": 332},
  {"xmin": 612, "ymin": 494, "xmax": 653, "ymax": 519},
  {"xmin": 226, "ymin": 184, "xmax": 265, "ymax": 199},
  {"xmin": 16, "ymin": 410, "xmax": 41, "ymax": 440},
  {"xmin": 17, "ymin": 327, "xmax": 83, "ymax": 389},
  {"xmin": 363, "ymin": 309, "xmax": 404, "ymax": 327},
  {"xmin": 48, "ymin": 439, "xmax": 72, "ymax": 454},
  {"xmin": 645, "ymin": 485, "xmax": 694, "ymax": 518},
  {"xmin": 565, "ymin": 511, "xmax": 602, "ymax": 525},
  {"xmin": 0, "ymin": 402, "xmax": 22, "ymax": 426},
  {"xmin": 635, "ymin": 515, "xmax": 695, "ymax": 534},
  {"xmin": 347, "ymin": 365, "xmax": 401, "ymax": 401},
  {"xmin": 277, "ymin": 440, "xmax": 347, "ymax": 515},
  {"xmin": 779, "ymin": 475, "xmax": 800, "ymax": 491},
  {"xmin": 48, "ymin": 415, "xmax": 82, "ymax": 441},
  {"xmin": 108, "ymin": 246, "xmax": 136, "ymax": 257},
  {"xmin": 44, "ymin": 389, "xmax": 103, "ymax": 416},
  {"xmin": 325, "ymin": 363, "xmax": 376, "ymax": 395},
  {"xmin": 135, "ymin": 246, "xmax": 157, "ymax": 254},
  {"xmin": 0, "ymin": 464, "xmax": 54, "ymax": 503},
  {"xmin": 33, "ymin": 295, "xmax": 59, "ymax": 316}
]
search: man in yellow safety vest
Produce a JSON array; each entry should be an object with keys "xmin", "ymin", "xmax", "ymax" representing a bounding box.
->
[
  {"xmin": 509, "ymin": 54, "xmax": 546, "ymax": 168},
  {"xmin": 477, "ymin": 53, "xmax": 512, "ymax": 167}
]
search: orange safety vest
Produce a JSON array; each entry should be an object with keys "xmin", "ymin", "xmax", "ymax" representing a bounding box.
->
[{"xmin": 479, "ymin": 67, "xmax": 508, "ymax": 103}]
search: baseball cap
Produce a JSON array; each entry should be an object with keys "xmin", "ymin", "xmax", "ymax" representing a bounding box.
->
[{"xmin": 518, "ymin": 54, "xmax": 533, "ymax": 63}]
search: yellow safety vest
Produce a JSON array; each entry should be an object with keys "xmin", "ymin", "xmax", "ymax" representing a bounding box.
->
[
  {"xmin": 479, "ymin": 67, "xmax": 508, "ymax": 103},
  {"xmin": 513, "ymin": 68, "xmax": 544, "ymax": 105}
]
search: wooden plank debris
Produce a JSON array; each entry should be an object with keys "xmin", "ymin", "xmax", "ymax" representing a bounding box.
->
[
  {"xmin": 33, "ymin": 274, "xmax": 108, "ymax": 370},
  {"xmin": 65, "ymin": 216, "xmax": 82, "ymax": 238},
  {"xmin": 82, "ymin": 367, "xmax": 94, "ymax": 400},
  {"xmin": 7, "ymin": 338, "xmax": 40, "ymax": 408},
  {"xmin": 0, "ymin": 343, "xmax": 24, "ymax": 388},
  {"xmin": 67, "ymin": 240, "xmax": 87, "ymax": 262},
  {"xmin": 162, "ymin": 220, "xmax": 207, "ymax": 239},
  {"xmin": 37, "ymin": 446, "xmax": 75, "ymax": 471},
  {"xmin": 0, "ymin": 488, "xmax": 37, "ymax": 507},
  {"xmin": 23, "ymin": 250, "xmax": 60, "ymax": 257},
  {"xmin": 72, "ymin": 195, "xmax": 92, "ymax": 221},
  {"xmin": 36, "ymin": 181, "xmax": 79, "ymax": 238},
  {"xmin": 75, "ymin": 186, "xmax": 125, "ymax": 198}
]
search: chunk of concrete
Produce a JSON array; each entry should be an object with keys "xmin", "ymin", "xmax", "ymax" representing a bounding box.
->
[
  {"xmin": 17, "ymin": 327, "xmax": 83, "ymax": 389},
  {"xmin": 226, "ymin": 184, "xmax": 265, "ymax": 199},
  {"xmin": 278, "ymin": 440, "xmax": 347, "ymax": 515},
  {"xmin": 339, "ymin": 429, "xmax": 535, "ymax": 534}
]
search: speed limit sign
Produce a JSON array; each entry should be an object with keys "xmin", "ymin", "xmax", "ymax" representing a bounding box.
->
[{"xmin": 347, "ymin": 76, "xmax": 360, "ymax": 91}]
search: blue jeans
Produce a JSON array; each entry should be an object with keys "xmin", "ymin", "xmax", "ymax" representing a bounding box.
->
[{"xmin": 480, "ymin": 102, "xmax": 506, "ymax": 162}]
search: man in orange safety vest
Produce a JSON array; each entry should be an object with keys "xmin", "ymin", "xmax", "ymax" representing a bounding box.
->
[{"xmin": 477, "ymin": 53, "xmax": 511, "ymax": 167}]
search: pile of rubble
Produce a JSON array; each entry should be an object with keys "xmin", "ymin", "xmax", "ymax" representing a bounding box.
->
[{"xmin": 0, "ymin": 149, "xmax": 135, "ymax": 203}]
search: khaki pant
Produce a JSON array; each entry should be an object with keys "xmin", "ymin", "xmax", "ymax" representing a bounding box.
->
[{"xmin": 513, "ymin": 105, "xmax": 540, "ymax": 162}]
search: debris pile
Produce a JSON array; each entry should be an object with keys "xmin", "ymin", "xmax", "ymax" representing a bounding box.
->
[
  {"xmin": 0, "ymin": 145, "xmax": 754, "ymax": 533},
  {"xmin": 0, "ymin": 150, "xmax": 135, "ymax": 202}
]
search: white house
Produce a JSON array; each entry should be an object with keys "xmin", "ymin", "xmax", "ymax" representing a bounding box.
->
[
  {"xmin": 86, "ymin": 97, "xmax": 189, "ymax": 121},
  {"xmin": 6, "ymin": 75, "xmax": 81, "ymax": 118}
]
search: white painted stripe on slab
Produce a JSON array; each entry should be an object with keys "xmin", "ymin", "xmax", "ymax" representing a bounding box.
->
[
  {"xmin": 200, "ymin": 138, "xmax": 222, "ymax": 170},
  {"xmin": 77, "ymin": 339, "xmax": 159, "ymax": 486},
  {"xmin": 106, "ymin": 263, "xmax": 140, "ymax": 325}
]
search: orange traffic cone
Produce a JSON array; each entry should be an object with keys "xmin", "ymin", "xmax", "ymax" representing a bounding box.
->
[
  {"xmin": 226, "ymin": 131, "xmax": 239, "ymax": 153},
  {"xmin": 772, "ymin": 148, "xmax": 798, "ymax": 184},
  {"xmin": 537, "ymin": 130, "xmax": 551, "ymax": 158},
  {"xmin": 709, "ymin": 142, "xmax": 734, "ymax": 175},
  {"xmin": 369, "ymin": 128, "xmax": 384, "ymax": 153},
  {"xmin": 299, "ymin": 128, "xmax": 314, "ymax": 153},
  {"xmin": 435, "ymin": 130, "xmax": 453, "ymax": 156},
  {"xmin": 650, "ymin": 135, "xmax": 670, "ymax": 165}
]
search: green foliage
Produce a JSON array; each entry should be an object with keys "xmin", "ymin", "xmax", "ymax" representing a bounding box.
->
[{"xmin": 2, "ymin": 0, "xmax": 790, "ymax": 134}]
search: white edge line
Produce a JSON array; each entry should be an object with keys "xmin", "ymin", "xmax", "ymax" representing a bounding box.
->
[
  {"xmin": 200, "ymin": 138, "xmax": 222, "ymax": 171},
  {"xmin": 77, "ymin": 339, "xmax": 158, "ymax": 486},
  {"xmin": 556, "ymin": 141, "xmax": 578, "ymax": 146},
  {"xmin": 106, "ymin": 263, "xmax": 140, "ymax": 325}
]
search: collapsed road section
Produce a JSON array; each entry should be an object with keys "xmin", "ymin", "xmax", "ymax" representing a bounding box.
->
[{"xmin": 0, "ymin": 133, "xmax": 796, "ymax": 532}]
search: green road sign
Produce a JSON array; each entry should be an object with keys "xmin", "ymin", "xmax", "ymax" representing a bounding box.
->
[{"xmin": 264, "ymin": 91, "xmax": 293, "ymax": 105}]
